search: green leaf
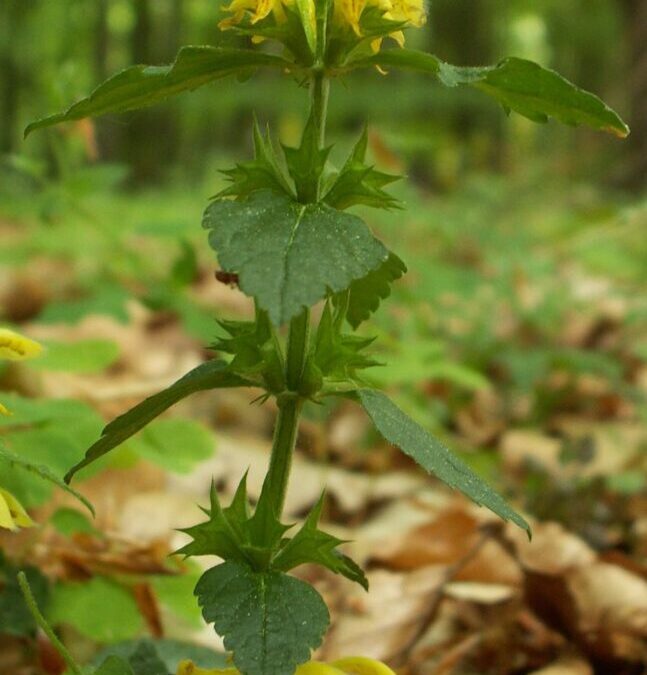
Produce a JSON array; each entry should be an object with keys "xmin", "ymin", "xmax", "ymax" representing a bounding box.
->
[
  {"xmin": 324, "ymin": 127, "xmax": 401, "ymax": 211},
  {"xmin": 150, "ymin": 565, "xmax": 204, "ymax": 629},
  {"xmin": 0, "ymin": 444, "xmax": 94, "ymax": 516},
  {"xmin": 283, "ymin": 111, "xmax": 331, "ymax": 203},
  {"xmin": 95, "ymin": 657, "xmax": 135, "ymax": 675},
  {"xmin": 25, "ymin": 47, "xmax": 294, "ymax": 137},
  {"xmin": 0, "ymin": 395, "xmax": 104, "ymax": 441},
  {"xmin": 0, "ymin": 554, "xmax": 49, "ymax": 637},
  {"xmin": 218, "ymin": 120, "xmax": 295, "ymax": 201},
  {"xmin": 294, "ymin": 0, "xmax": 317, "ymax": 55},
  {"xmin": 213, "ymin": 309, "xmax": 286, "ymax": 393},
  {"xmin": 341, "ymin": 252, "xmax": 407, "ymax": 329},
  {"xmin": 170, "ymin": 239, "xmax": 199, "ymax": 288},
  {"xmin": 128, "ymin": 418, "xmax": 214, "ymax": 474},
  {"xmin": 127, "ymin": 642, "xmax": 169, "ymax": 675},
  {"xmin": 177, "ymin": 480, "xmax": 255, "ymax": 564},
  {"xmin": 355, "ymin": 389, "xmax": 531, "ymax": 536},
  {"xmin": 30, "ymin": 339, "xmax": 120, "ymax": 373},
  {"xmin": 0, "ymin": 396, "xmax": 103, "ymax": 506},
  {"xmin": 51, "ymin": 507, "xmax": 97, "ymax": 536},
  {"xmin": 65, "ymin": 360, "xmax": 252, "ymax": 482},
  {"xmin": 273, "ymin": 494, "xmax": 368, "ymax": 590},
  {"xmin": 195, "ymin": 561, "xmax": 329, "ymax": 675},
  {"xmin": 203, "ymin": 190, "xmax": 389, "ymax": 326},
  {"xmin": 309, "ymin": 302, "xmax": 379, "ymax": 385},
  {"xmin": 48, "ymin": 576, "xmax": 144, "ymax": 643},
  {"xmin": 93, "ymin": 640, "xmax": 228, "ymax": 673},
  {"xmin": 178, "ymin": 477, "xmax": 290, "ymax": 570},
  {"xmin": 358, "ymin": 50, "xmax": 629, "ymax": 137},
  {"xmin": 38, "ymin": 285, "xmax": 130, "ymax": 325}
]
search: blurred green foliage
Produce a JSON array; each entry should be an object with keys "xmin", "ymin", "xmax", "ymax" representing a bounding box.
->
[{"xmin": 0, "ymin": 0, "xmax": 634, "ymax": 186}]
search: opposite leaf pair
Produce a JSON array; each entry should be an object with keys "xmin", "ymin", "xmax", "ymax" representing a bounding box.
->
[
  {"xmin": 180, "ymin": 476, "xmax": 366, "ymax": 585},
  {"xmin": 181, "ymin": 481, "xmax": 365, "ymax": 675},
  {"xmin": 218, "ymin": 120, "xmax": 401, "ymax": 211}
]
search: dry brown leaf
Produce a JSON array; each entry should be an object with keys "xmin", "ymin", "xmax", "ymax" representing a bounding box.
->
[
  {"xmin": 320, "ymin": 567, "xmax": 446, "ymax": 662},
  {"xmin": 443, "ymin": 581, "xmax": 516, "ymax": 605},
  {"xmin": 370, "ymin": 503, "xmax": 523, "ymax": 586},
  {"xmin": 508, "ymin": 521, "xmax": 596, "ymax": 575},
  {"xmin": 133, "ymin": 582, "xmax": 164, "ymax": 638},
  {"xmin": 454, "ymin": 388, "xmax": 505, "ymax": 446},
  {"xmin": 500, "ymin": 430, "xmax": 563, "ymax": 477},
  {"xmin": 568, "ymin": 562, "xmax": 647, "ymax": 659},
  {"xmin": 36, "ymin": 532, "xmax": 173, "ymax": 581},
  {"xmin": 118, "ymin": 491, "xmax": 206, "ymax": 547},
  {"xmin": 529, "ymin": 656, "xmax": 593, "ymax": 675}
]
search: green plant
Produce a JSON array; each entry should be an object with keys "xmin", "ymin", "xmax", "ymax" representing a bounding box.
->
[{"xmin": 25, "ymin": 2, "xmax": 627, "ymax": 674}]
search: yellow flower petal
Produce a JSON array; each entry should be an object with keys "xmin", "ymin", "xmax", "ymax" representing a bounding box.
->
[
  {"xmin": 219, "ymin": 0, "xmax": 291, "ymax": 28},
  {"xmin": 0, "ymin": 328, "xmax": 43, "ymax": 362},
  {"xmin": 297, "ymin": 662, "xmax": 347, "ymax": 675},
  {"xmin": 0, "ymin": 402, "xmax": 11, "ymax": 416},
  {"xmin": 331, "ymin": 658, "xmax": 396, "ymax": 675},
  {"xmin": 177, "ymin": 662, "xmax": 238, "ymax": 675},
  {"xmin": 177, "ymin": 659, "xmax": 397, "ymax": 675},
  {"xmin": 0, "ymin": 488, "xmax": 35, "ymax": 531},
  {"xmin": 387, "ymin": 0, "xmax": 426, "ymax": 27}
]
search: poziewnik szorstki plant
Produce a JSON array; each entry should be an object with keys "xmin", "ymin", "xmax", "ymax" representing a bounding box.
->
[{"xmin": 26, "ymin": 2, "xmax": 628, "ymax": 674}]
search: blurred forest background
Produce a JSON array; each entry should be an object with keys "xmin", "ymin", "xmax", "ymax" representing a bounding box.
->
[
  {"xmin": 1, "ymin": 2, "xmax": 647, "ymax": 675},
  {"xmin": 1, "ymin": 0, "xmax": 646, "ymax": 187}
]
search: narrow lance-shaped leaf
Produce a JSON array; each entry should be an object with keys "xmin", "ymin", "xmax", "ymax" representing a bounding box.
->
[
  {"xmin": 355, "ymin": 389, "xmax": 531, "ymax": 537},
  {"xmin": 355, "ymin": 49, "xmax": 629, "ymax": 138},
  {"xmin": 25, "ymin": 47, "xmax": 295, "ymax": 137},
  {"xmin": 195, "ymin": 561, "xmax": 329, "ymax": 675},
  {"xmin": 0, "ymin": 443, "xmax": 94, "ymax": 516},
  {"xmin": 203, "ymin": 189, "xmax": 389, "ymax": 326},
  {"xmin": 65, "ymin": 360, "xmax": 253, "ymax": 482},
  {"xmin": 294, "ymin": 0, "xmax": 317, "ymax": 56}
]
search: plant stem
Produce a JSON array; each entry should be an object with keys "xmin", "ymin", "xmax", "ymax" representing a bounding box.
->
[
  {"xmin": 310, "ymin": 69, "xmax": 329, "ymax": 152},
  {"xmin": 17, "ymin": 572, "xmax": 83, "ymax": 675},
  {"xmin": 257, "ymin": 70, "xmax": 329, "ymax": 518},
  {"xmin": 286, "ymin": 307, "xmax": 311, "ymax": 391},
  {"xmin": 260, "ymin": 393, "xmax": 303, "ymax": 516}
]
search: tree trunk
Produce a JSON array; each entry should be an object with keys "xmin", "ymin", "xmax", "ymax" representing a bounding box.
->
[
  {"xmin": 94, "ymin": 0, "xmax": 109, "ymax": 81},
  {"xmin": 621, "ymin": 0, "xmax": 647, "ymax": 189},
  {"xmin": 125, "ymin": 0, "xmax": 156, "ymax": 183},
  {"xmin": 0, "ymin": 2, "xmax": 29, "ymax": 153}
]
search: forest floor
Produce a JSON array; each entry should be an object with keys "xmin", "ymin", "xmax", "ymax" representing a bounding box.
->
[{"xmin": 1, "ymin": 160, "xmax": 646, "ymax": 675}]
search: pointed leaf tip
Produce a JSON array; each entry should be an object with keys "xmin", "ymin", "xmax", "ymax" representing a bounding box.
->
[
  {"xmin": 356, "ymin": 389, "xmax": 531, "ymax": 536},
  {"xmin": 24, "ymin": 47, "xmax": 293, "ymax": 137}
]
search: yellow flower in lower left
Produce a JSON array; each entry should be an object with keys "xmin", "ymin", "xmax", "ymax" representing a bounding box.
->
[
  {"xmin": 177, "ymin": 657, "xmax": 396, "ymax": 675},
  {"xmin": 0, "ymin": 488, "xmax": 35, "ymax": 531},
  {"xmin": 0, "ymin": 328, "xmax": 43, "ymax": 361},
  {"xmin": 0, "ymin": 328, "xmax": 42, "ymax": 416}
]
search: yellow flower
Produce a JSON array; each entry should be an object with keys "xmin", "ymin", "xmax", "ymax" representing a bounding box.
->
[
  {"xmin": 0, "ymin": 488, "xmax": 35, "ymax": 531},
  {"xmin": 0, "ymin": 328, "xmax": 42, "ymax": 416},
  {"xmin": 219, "ymin": 0, "xmax": 292, "ymax": 29},
  {"xmin": 387, "ymin": 0, "xmax": 425, "ymax": 27},
  {"xmin": 333, "ymin": 0, "xmax": 388, "ymax": 37},
  {"xmin": 177, "ymin": 657, "xmax": 396, "ymax": 675},
  {"xmin": 0, "ymin": 328, "xmax": 42, "ymax": 361},
  {"xmin": 332, "ymin": 0, "xmax": 425, "ymax": 49}
]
